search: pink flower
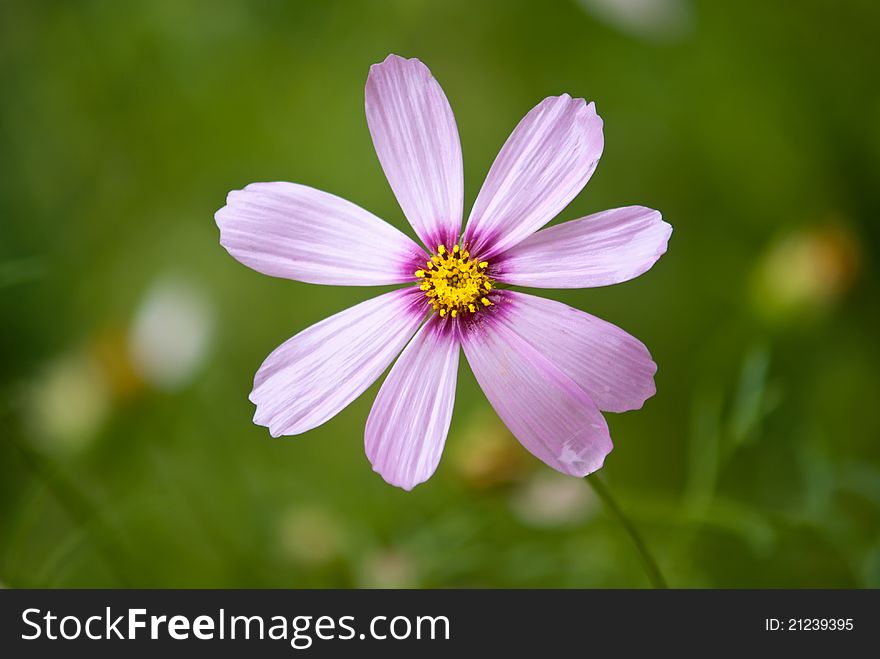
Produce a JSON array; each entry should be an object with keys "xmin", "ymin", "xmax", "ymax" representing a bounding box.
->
[{"xmin": 216, "ymin": 54, "xmax": 671, "ymax": 490}]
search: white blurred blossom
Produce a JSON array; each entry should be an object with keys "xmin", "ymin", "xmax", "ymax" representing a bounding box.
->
[
  {"xmin": 510, "ymin": 471, "xmax": 598, "ymax": 528},
  {"xmin": 577, "ymin": 0, "xmax": 692, "ymax": 42},
  {"xmin": 128, "ymin": 276, "xmax": 214, "ymax": 390}
]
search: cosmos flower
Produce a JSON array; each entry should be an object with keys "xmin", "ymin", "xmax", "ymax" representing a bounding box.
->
[{"xmin": 216, "ymin": 54, "xmax": 671, "ymax": 490}]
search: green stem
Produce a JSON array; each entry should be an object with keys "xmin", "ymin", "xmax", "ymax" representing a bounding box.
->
[{"xmin": 586, "ymin": 474, "xmax": 668, "ymax": 589}]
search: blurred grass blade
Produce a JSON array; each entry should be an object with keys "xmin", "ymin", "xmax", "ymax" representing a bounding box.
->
[
  {"xmin": 1, "ymin": 420, "xmax": 133, "ymax": 586},
  {"xmin": 0, "ymin": 257, "xmax": 46, "ymax": 287}
]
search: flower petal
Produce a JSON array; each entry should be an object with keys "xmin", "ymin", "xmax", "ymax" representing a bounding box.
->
[
  {"xmin": 365, "ymin": 317, "xmax": 459, "ymax": 490},
  {"xmin": 463, "ymin": 95, "xmax": 604, "ymax": 259},
  {"xmin": 460, "ymin": 314, "xmax": 612, "ymax": 477},
  {"xmin": 365, "ymin": 54, "xmax": 464, "ymax": 251},
  {"xmin": 216, "ymin": 181, "xmax": 425, "ymax": 285},
  {"xmin": 251, "ymin": 288, "xmax": 426, "ymax": 436},
  {"xmin": 494, "ymin": 206, "xmax": 672, "ymax": 288},
  {"xmin": 493, "ymin": 292, "xmax": 657, "ymax": 413}
]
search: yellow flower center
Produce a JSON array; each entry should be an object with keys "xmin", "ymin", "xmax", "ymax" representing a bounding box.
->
[{"xmin": 415, "ymin": 245, "xmax": 493, "ymax": 318}]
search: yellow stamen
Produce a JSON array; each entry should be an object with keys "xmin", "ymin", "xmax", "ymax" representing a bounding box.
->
[{"xmin": 416, "ymin": 245, "xmax": 495, "ymax": 318}]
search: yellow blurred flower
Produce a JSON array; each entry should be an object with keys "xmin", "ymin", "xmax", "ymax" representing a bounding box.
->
[
  {"xmin": 451, "ymin": 410, "xmax": 534, "ymax": 490},
  {"xmin": 358, "ymin": 548, "xmax": 419, "ymax": 589},
  {"xmin": 751, "ymin": 223, "xmax": 860, "ymax": 323},
  {"xmin": 277, "ymin": 505, "xmax": 345, "ymax": 568},
  {"xmin": 20, "ymin": 274, "xmax": 215, "ymax": 452},
  {"xmin": 90, "ymin": 325, "xmax": 146, "ymax": 400}
]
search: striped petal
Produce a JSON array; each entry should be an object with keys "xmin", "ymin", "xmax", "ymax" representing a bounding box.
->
[
  {"xmin": 251, "ymin": 288, "xmax": 426, "ymax": 436},
  {"xmin": 493, "ymin": 292, "xmax": 657, "ymax": 413},
  {"xmin": 216, "ymin": 182, "xmax": 424, "ymax": 285},
  {"xmin": 366, "ymin": 54, "xmax": 464, "ymax": 251},
  {"xmin": 365, "ymin": 317, "xmax": 459, "ymax": 490},
  {"xmin": 495, "ymin": 206, "xmax": 671, "ymax": 288},
  {"xmin": 463, "ymin": 95, "xmax": 604, "ymax": 259},
  {"xmin": 461, "ymin": 314, "xmax": 612, "ymax": 477}
]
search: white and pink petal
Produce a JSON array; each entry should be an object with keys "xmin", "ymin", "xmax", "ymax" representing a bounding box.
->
[
  {"xmin": 492, "ymin": 292, "xmax": 657, "ymax": 413},
  {"xmin": 494, "ymin": 206, "xmax": 671, "ymax": 289},
  {"xmin": 216, "ymin": 182, "xmax": 424, "ymax": 286},
  {"xmin": 463, "ymin": 95, "xmax": 604, "ymax": 259},
  {"xmin": 366, "ymin": 54, "xmax": 464, "ymax": 251},
  {"xmin": 461, "ymin": 316, "xmax": 612, "ymax": 477},
  {"xmin": 365, "ymin": 317, "xmax": 459, "ymax": 490},
  {"xmin": 251, "ymin": 288, "xmax": 427, "ymax": 437}
]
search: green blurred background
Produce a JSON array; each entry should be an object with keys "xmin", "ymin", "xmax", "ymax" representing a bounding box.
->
[{"xmin": 1, "ymin": 0, "xmax": 878, "ymax": 588}]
